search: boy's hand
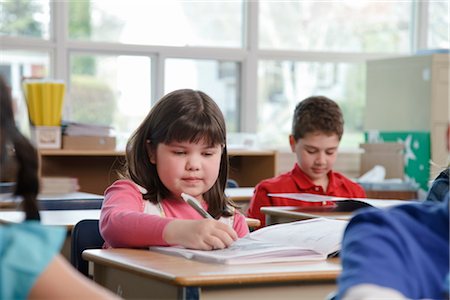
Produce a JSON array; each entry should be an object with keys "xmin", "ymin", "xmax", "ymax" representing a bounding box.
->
[{"xmin": 163, "ymin": 219, "xmax": 238, "ymax": 250}]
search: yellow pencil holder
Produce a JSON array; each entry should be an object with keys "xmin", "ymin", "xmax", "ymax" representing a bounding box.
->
[
  {"xmin": 22, "ymin": 79, "xmax": 65, "ymax": 127},
  {"xmin": 22, "ymin": 79, "xmax": 65, "ymax": 149}
]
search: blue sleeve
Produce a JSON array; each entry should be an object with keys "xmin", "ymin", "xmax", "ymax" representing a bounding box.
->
[
  {"xmin": 426, "ymin": 168, "xmax": 449, "ymax": 203},
  {"xmin": 0, "ymin": 221, "xmax": 66, "ymax": 299},
  {"xmin": 336, "ymin": 199, "xmax": 449, "ymax": 300}
]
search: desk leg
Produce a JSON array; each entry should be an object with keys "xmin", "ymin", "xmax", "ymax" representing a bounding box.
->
[{"xmin": 92, "ymin": 264, "xmax": 185, "ymax": 299}]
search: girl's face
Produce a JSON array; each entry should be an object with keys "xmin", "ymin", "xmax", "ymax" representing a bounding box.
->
[
  {"xmin": 289, "ymin": 132, "xmax": 339, "ymax": 185},
  {"xmin": 149, "ymin": 139, "xmax": 222, "ymax": 201}
]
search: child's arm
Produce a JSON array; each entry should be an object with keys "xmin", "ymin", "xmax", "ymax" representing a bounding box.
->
[
  {"xmin": 30, "ymin": 254, "xmax": 120, "ymax": 299},
  {"xmin": 100, "ymin": 180, "xmax": 172, "ymax": 248},
  {"xmin": 247, "ymin": 184, "xmax": 271, "ymax": 228},
  {"xmin": 100, "ymin": 180, "xmax": 240, "ymax": 249}
]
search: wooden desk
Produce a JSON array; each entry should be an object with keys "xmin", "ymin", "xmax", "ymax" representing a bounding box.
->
[
  {"xmin": 262, "ymin": 206, "xmax": 352, "ymax": 226},
  {"xmin": 261, "ymin": 198, "xmax": 412, "ymax": 225},
  {"xmin": 40, "ymin": 149, "xmax": 277, "ymax": 194},
  {"xmin": 225, "ymin": 187, "xmax": 254, "ymax": 201},
  {"xmin": 244, "ymin": 217, "xmax": 260, "ymax": 229},
  {"xmin": 38, "ymin": 192, "xmax": 103, "ymax": 210},
  {"xmin": 364, "ymin": 189, "xmax": 417, "ymax": 200},
  {"xmin": 0, "ymin": 209, "xmax": 101, "ymax": 259},
  {"xmin": 0, "ymin": 209, "xmax": 259, "ymax": 229},
  {"xmin": 83, "ymin": 248, "xmax": 340, "ymax": 300},
  {"xmin": 0, "ymin": 209, "xmax": 101, "ymax": 229},
  {"xmin": 226, "ymin": 187, "xmax": 254, "ymax": 213}
]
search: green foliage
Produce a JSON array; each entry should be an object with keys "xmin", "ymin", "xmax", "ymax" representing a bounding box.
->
[
  {"xmin": 68, "ymin": 0, "xmax": 91, "ymax": 39},
  {"xmin": 69, "ymin": 1, "xmax": 95, "ymax": 75},
  {"xmin": 0, "ymin": 0, "xmax": 42, "ymax": 37}
]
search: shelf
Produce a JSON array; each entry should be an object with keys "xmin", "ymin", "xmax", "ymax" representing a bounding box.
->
[{"xmin": 39, "ymin": 148, "xmax": 277, "ymax": 194}]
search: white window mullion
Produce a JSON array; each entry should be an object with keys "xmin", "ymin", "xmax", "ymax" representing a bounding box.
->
[
  {"xmin": 154, "ymin": 53, "xmax": 165, "ymax": 105},
  {"xmin": 52, "ymin": 1, "xmax": 68, "ymax": 83},
  {"xmin": 241, "ymin": 0, "xmax": 258, "ymax": 133},
  {"xmin": 413, "ymin": 0, "xmax": 429, "ymax": 52}
]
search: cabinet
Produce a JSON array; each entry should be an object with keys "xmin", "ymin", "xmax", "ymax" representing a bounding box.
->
[
  {"xmin": 39, "ymin": 149, "xmax": 278, "ymax": 194},
  {"xmin": 365, "ymin": 53, "xmax": 449, "ymax": 179}
]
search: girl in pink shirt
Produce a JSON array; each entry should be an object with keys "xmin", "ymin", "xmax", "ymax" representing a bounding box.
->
[{"xmin": 100, "ymin": 89, "xmax": 249, "ymax": 250}]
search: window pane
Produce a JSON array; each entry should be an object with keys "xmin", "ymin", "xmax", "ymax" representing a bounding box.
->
[
  {"xmin": 0, "ymin": 0, "xmax": 50, "ymax": 39},
  {"xmin": 165, "ymin": 59, "xmax": 240, "ymax": 132},
  {"xmin": 257, "ymin": 61, "xmax": 365, "ymax": 149},
  {"xmin": 259, "ymin": 1, "xmax": 412, "ymax": 52},
  {"xmin": 69, "ymin": 54, "xmax": 151, "ymax": 149},
  {"xmin": 68, "ymin": 0, "xmax": 243, "ymax": 48},
  {"xmin": 428, "ymin": 1, "xmax": 450, "ymax": 49},
  {"xmin": 0, "ymin": 50, "xmax": 50, "ymax": 136}
]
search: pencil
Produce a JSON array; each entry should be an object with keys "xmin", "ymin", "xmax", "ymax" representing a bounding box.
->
[{"xmin": 181, "ymin": 193, "xmax": 214, "ymax": 219}]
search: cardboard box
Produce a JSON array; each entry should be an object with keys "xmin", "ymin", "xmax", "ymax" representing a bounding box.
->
[
  {"xmin": 62, "ymin": 135, "xmax": 116, "ymax": 150},
  {"xmin": 360, "ymin": 143, "xmax": 404, "ymax": 179},
  {"xmin": 31, "ymin": 126, "xmax": 62, "ymax": 149}
]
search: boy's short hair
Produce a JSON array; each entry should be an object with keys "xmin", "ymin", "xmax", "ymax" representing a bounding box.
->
[{"xmin": 292, "ymin": 95, "xmax": 344, "ymax": 141}]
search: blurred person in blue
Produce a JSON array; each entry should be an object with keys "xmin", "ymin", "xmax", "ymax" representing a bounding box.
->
[
  {"xmin": 426, "ymin": 168, "xmax": 449, "ymax": 203},
  {"xmin": 0, "ymin": 75, "xmax": 119, "ymax": 299},
  {"xmin": 336, "ymin": 188, "xmax": 449, "ymax": 300},
  {"xmin": 426, "ymin": 123, "xmax": 449, "ymax": 203}
]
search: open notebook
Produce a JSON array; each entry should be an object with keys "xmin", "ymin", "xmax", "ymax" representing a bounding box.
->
[
  {"xmin": 150, "ymin": 218, "xmax": 347, "ymax": 265},
  {"xmin": 268, "ymin": 193, "xmax": 409, "ymax": 209}
]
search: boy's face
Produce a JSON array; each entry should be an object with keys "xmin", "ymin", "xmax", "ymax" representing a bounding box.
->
[{"xmin": 289, "ymin": 132, "xmax": 339, "ymax": 184}]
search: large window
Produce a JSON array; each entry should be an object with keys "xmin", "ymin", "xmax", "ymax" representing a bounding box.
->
[
  {"xmin": 259, "ymin": 1, "xmax": 412, "ymax": 52},
  {"xmin": 0, "ymin": 49, "xmax": 50, "ymax": 137},
  {"xmin": 69, "ymin": 54, "xmax": 151, "ymax": 148},
  {"xmin": 0, "ymin": 0, "xmax": 51, "ymax": 39},
  {"xmin": 165, "ymin": 59, "xmax": 241, "ymax": 132},
  {"xmin": 68, "ymin": 1, "xmax": 244, "ymax": 48},
  {"xmin": 258, "ymin": 61, "xmax": 365, "ymax": 149},
  {"xmin": 1, "ymin": 0, "xmax": 448, "ymax": 150},
  {"xmin": 428, "ymin": 1, "xmax": 450, "ymax": 49}
]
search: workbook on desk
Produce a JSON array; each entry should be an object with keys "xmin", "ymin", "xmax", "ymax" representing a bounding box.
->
[
  {"xmin": 149, "ymin": 218, "xmax": 347, "ymax": 264},
  {"xmin": 268, "ymin": 193, "xmax": 408, "ymax": 209}
]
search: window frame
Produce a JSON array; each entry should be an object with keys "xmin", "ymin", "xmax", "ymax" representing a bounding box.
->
[{"xmin": 0, "ymin": 0, "xmax": 438, "ymax": 146}]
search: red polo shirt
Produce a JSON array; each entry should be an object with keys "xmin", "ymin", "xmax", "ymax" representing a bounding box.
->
[{"xmin": 247, "ymin": 164, "xmax": 366, "ymax": 227}]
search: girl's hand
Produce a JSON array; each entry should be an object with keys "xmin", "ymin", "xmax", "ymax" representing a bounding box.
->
[{"xmin": 163, "ymin": 219, "xmax": 238, "ymax": 250}]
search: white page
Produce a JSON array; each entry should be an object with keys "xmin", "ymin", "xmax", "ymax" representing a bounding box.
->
[
  {"xmin": 268, "ymin": 193, "xmax": 411, "ymax": 208},
  {"xmin": 249, "ymin": 218, "xmax": 347, "ymax": 255}
]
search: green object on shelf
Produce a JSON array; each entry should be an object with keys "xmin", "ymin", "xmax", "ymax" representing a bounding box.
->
[{"xmin": 365, "ymin": 131, "xmax": 431, "ymax": 191}]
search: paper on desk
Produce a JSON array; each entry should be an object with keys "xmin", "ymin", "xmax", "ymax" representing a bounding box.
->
[
  {"xmin": 268, "ymin": 193, "xmax": 410, "ymax": 208},
  {"xmin": 150, "ymin": 218, "xmax": 347, "ymax": 264}
]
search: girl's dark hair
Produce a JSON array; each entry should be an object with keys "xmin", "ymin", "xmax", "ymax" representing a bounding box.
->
[
  {"xmin": 0, "ymin": 76, "xmax": 40, "ymax": 220},
  {"xmin": 122, "ymin": 89, "xmax": 233, "ymax": 218},
  {"xmin": 292, "ymin": 95, "xmax": 344, "ymax": 141}
]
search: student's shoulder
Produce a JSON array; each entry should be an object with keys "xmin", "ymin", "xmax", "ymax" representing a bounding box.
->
[
  {"xmin": 332, "ymin": 171, "xmax": 365, "ymax": 191},
  {"xmin": 254, "ymin": 171, "xmax": 295, "ymax": 191},
  {"xmin": 105, "ymin": 179, "xmax": 142, "ymax": 195}
]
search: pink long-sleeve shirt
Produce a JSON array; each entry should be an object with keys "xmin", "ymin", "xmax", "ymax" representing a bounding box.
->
[{"xmin": 99, "ymin": 179, "xmax": 249, "ymax": 248}]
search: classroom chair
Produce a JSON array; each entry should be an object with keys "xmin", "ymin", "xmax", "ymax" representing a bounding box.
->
[
  {"xmin": 226, "ymin": 179, "xmax": 239, "ymax": 188},
  {"xmin": 71, "ymin": 219, "xmax": 104, "ymax": 277}
]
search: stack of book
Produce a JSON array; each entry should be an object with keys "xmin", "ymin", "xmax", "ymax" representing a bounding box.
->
[
  {"xmin": 40, "ymin": 176, "xmax": 80, "ymax": 195},
  {"xmin": 62, "ymin": 122, "xmax": 116, "ymax": 150}
]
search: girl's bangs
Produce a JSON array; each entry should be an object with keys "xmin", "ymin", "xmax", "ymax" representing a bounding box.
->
[{"xmin": 164, "ymin": 117, "xmax": 224, "ymax": 146}]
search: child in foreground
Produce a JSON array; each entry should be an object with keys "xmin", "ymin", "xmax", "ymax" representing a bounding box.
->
[
  {"xmin": 247, "ymin": 96, "xmax": 366, "ymax": 227},
  {"xmin": 0, "ymin": 75, "xmax": 118, "ymax": 299},
  {"xmin": 100, "ymin": 89, "xmax": 249, "ymax": 250}
]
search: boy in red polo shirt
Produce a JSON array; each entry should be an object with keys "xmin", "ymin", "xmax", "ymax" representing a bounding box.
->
[{"xmin": 247, "ymin": 96, "xmax": 366, "ymax": 227}]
